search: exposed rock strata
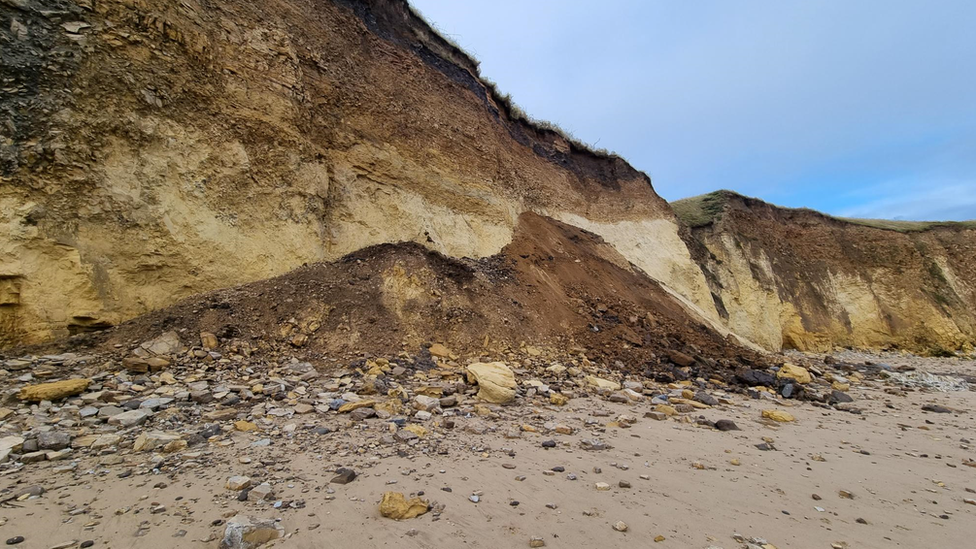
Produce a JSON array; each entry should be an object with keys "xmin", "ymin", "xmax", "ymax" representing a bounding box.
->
[
  {"xmin": 675, "ymin": 191, "xmax": 976, "ymax": 353},
  {"xmin": 0, "ymin": 0, "xmax": 712, "ymax": 346}
]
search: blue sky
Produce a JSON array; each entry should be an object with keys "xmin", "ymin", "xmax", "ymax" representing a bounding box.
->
[{"xmin": 410, "ymin": 0, "xmax": 976, "ymax": 221}]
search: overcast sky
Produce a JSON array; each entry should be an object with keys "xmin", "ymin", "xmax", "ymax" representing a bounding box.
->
[{"xmin": 410, "ymin": 1, "xmax": 976, "ymax": 221}]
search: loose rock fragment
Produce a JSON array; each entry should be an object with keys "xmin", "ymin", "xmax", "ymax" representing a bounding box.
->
[
  {"xmin": 762, "ymin": 409, "xmax": 795, "ymax": 422},
  {"xmin": 219, "ymin": 515, "xmax": 283, "ymax": 549},
  {"xmin": 17, "ymin": 379, "xmax": 90, "ymax": 402},
  {"xmin": 379, "ymin": 492, "xmax": 429, "ymax": 520}
]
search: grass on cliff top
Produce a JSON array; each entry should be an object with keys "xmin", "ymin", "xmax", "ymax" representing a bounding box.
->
[
  {"xmin": 671, "ymin": 190, "xmax": 976, "ymax": 233},
  {"xmin": 671, "ymin": 191, "xmax": 733, "ymax": 228},
  {"xmin": 407, "ymin": 5, "xmax": 614, "ymax": 159},
  {"xmin": 835, "ymin": 218, "xmax": 976, "ymax": 233}
]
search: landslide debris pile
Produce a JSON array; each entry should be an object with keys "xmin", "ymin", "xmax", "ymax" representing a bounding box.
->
[{"xmin": 24, "ymin": 213, "xmax": 762, "ymax": 379}]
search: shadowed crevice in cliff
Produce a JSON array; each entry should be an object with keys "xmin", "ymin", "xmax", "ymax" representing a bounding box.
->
[{"xmin": 672, "ymin": 191, "xmax": 976, "ymax": 354}]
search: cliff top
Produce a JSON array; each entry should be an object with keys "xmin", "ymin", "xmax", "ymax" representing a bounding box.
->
[{"xmin": 672, "ymin": 190, "xmax": 976, "ymax": 233}]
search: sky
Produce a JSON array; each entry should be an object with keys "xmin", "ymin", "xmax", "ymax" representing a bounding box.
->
[{"xmin": 409, "ymin": 0, "xmax": 976, "ymax": 221}]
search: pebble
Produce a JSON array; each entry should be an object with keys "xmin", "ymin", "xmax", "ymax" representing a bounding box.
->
[
  {"xmin": 5, "ymin": 537, "xmax": 24, "ymax": 546},
  {"xmin": 612, "ymin": 521, "xmax": 628, "ymax": 532}
]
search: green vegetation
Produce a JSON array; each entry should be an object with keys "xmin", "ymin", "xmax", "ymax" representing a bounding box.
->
[
  {"xmin": 670, "ymin": 190, "xmax": 976, "ymax": 233},
  {"xmin": 671, "ymin": 191, "xmax": 734, "ymax": 228},
  {"xmin": 834, "ymin": 218, "xmax": 976, "ymax": 233}
]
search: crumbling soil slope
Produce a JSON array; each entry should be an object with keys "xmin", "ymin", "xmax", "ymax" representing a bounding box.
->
[
  {"xmin": 674, "ymin": 191, "xmax": 976, "ymax": 353},
  {"xmin": 22, "ymin": 213, "xmax": 765, "ymax": 378},
  {"xmin": 0, "ymin": 0, "xmax": 712, "ymax": 347}
]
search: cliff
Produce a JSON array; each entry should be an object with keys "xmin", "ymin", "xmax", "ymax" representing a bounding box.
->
[
  {"xmin": 673, "ymin": 191, "xmax": 976, "ymax": 353},
  {"xmin": 0, "ymin": 0, "xmax": 713, "ymax": 346}
]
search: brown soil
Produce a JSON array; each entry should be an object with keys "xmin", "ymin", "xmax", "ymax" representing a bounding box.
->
[{"xmin": 8, "ymin": 213, "xmax": 765, "ymax": 378}]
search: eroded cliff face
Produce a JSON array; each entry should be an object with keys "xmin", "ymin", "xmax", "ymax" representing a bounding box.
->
[
  {"xmin": 676, "ymin": 192, "xmax": 976, "ymax": 353},
  {"xmin": 0, "ymin": 0, "xmax": 715, "ymax": 346}
]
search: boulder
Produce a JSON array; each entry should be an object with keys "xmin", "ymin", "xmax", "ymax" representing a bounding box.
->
[
  {"xmin": 465, "ymin": 362, "xmax": 517, "ymax": 404},
  {"xmin": 379, "ymin": 491, "xmax": 429, "ymax": 519},
  {"xmin": 18, "ymin": 379, "xmax": 90, "ymax": 402},
  {"xmin": 776, "ymin": 363, "xmax": 812, "ymax": 384},
  {"xmin": 219, "ymin": 515, "xmax": 284, "ymax": 549}
]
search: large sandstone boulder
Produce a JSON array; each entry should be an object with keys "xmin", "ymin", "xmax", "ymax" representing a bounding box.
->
[
  {"xmin": 465, "ymin": 362, "xmax": 517, "ymax": 404},
  {"xmin": 17, "ymin": 379, "xmax": 90, "ymax": 402},
  {"xmin": 379, "ymin": 492, "xmax": 429, "ymax": 520}
]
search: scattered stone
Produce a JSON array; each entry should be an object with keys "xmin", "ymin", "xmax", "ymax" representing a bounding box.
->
[
  {"xmin": 830, "ymin": 390, "xmax": 854, "ymax": 404},
  {"xmin": 529, "ymin": 537, "xmax": 546, "ymax": 547},
  {"xmin": 142, "ymin": 331, "xmax": 183, "ymax": 355},
  {"xmin": 922, "ymin": 404, "xmax": 952, "ymax": 414},
  {"xmin": 200, "ymin": 332, "xmax": 219, "ymax": 349},
  {"xmin": 428, "ymin": 343, "xmax": 452, "ymax": 358},
  {"xmin": 219, "ymin": 515, "xmax": 283, "ymax": 549},
  {"xmin": 580, "ymin": 439, "xmax": 609, "ymax": 451},
  {"xmin": 331, "ymin": 468, "xmax": 357, "ymax": 484},
  {"xmin": 714, "ymin": 419, "xmax": 740, "ymax": 431},
  {"xmin": 550, "ymin": 393, "xmax": 569, "ymax": 406},
  {"xmin": 585, "ymin": 375, "xmax": 621, "ymax": 391},
  {"xmin": 226, "ymin": 476, "xmax": 252, "ymax": 491},
  {"xmin": 762, "ymin": 409, "xmax": 795, "ymax": 422},
  {"xmin": 612, "ymin": 521, "xmax": 628, "ymax": 532},
  {"xmin": 247, "ymin": 483, "xmax": 274, "ymax": 502}
]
